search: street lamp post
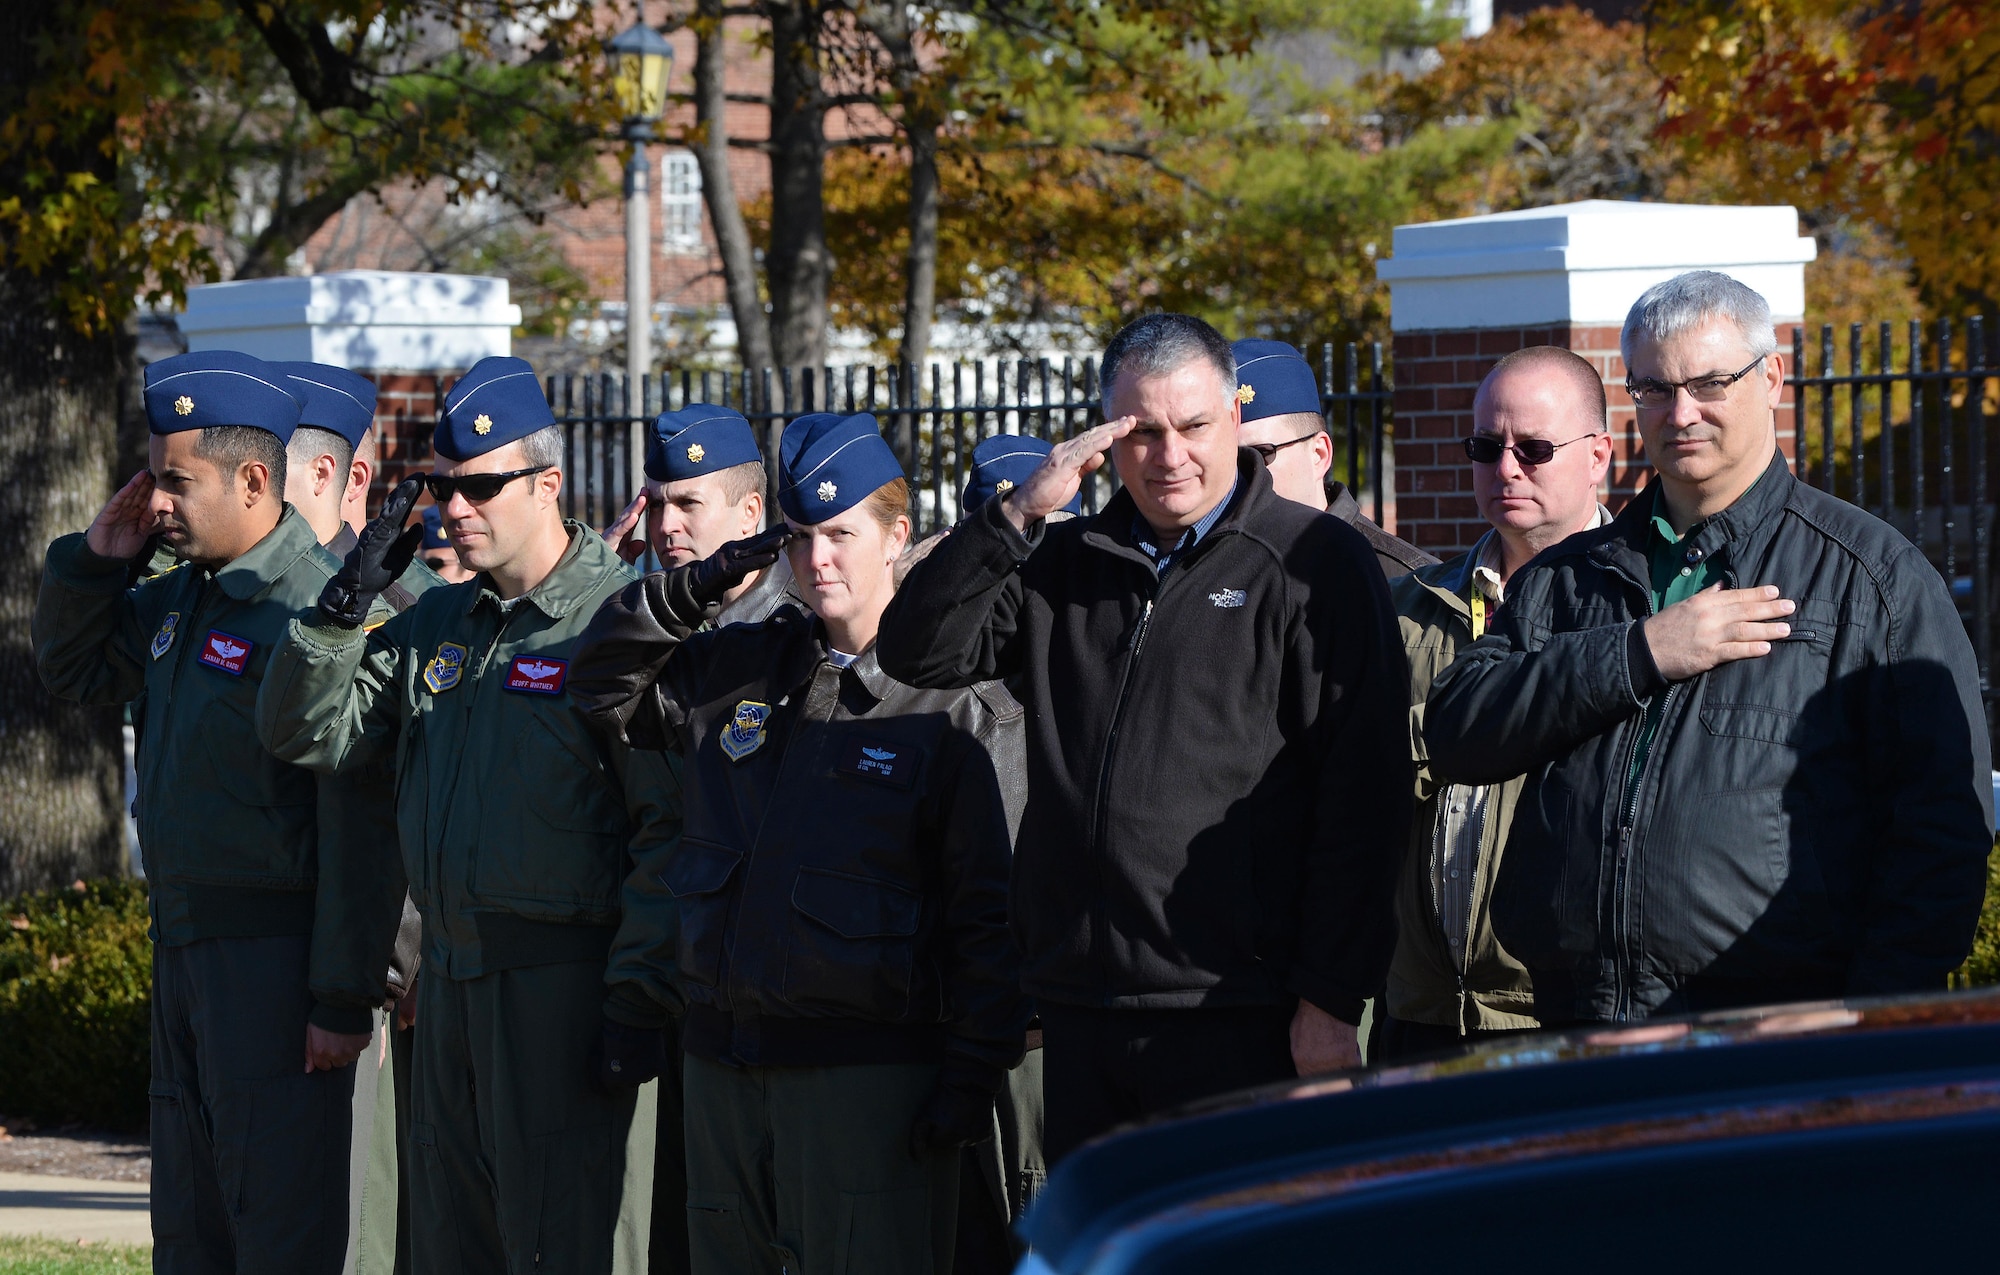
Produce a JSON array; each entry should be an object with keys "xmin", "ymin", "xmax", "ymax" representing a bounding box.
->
[{"xmin": 606, "ymin": 20, "xmax": 674, "ymax": 423}]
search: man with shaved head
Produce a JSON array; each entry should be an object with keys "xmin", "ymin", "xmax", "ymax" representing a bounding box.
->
[{"xmin": 1379, "ymin": 346, "xmax": 1613, "ymax": 1060}]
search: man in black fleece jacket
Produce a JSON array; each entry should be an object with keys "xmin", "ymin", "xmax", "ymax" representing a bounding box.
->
[{"xmin": 878, "ymin": 314, "xmax": 1410, "ymax": 1159}]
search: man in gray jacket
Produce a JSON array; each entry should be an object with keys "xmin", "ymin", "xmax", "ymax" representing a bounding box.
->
[{"xmin": 1425, "ymin": 271, "xmax": 1992, "ymax": 1025}]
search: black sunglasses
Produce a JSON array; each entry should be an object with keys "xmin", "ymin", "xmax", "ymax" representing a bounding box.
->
[
  {"xmin": 1462, "ymin": 433, "xmax": 1595, "ymax": 466},
  {"xmin": 1247, "ymin": 433, "xmax": 1319, "ymax": 464},
  {"xmin": 424, "ymin": 466, "xmax": 551, "ymax": 505}
]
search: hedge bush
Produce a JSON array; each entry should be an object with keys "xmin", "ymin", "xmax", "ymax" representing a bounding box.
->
[
  {"xmin": 0, "ymin": 878, "xmax": 151, "ymax": 1132},
  {"xmin": 1950, "ymin": 843, "xmax": 2000, "ymax": 989}
]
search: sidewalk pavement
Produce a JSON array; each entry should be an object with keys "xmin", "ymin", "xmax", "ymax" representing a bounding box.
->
[{"xmin": 0, "ymin": 1172, "xmax": 151, "ymax": 1246}]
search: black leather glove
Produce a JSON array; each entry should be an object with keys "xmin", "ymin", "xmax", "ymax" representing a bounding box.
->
[
  {"xmin": 687, "ymin": 525, "xmax": 792, "ymax": 608},
  {"xmin": 318, "ymin": 475, "xmax": 426, "ymax": 628},
  {"xmin": 589, "ymin": 1018, "xmax": 667, "ymax": 1093},
  {"xmin": 909, "ymin": 1080, "xmax": 995, "ymax": 1159},
  {"xmin": 649, "ymin": 525, "xmax": 794, "ymax": 633}
]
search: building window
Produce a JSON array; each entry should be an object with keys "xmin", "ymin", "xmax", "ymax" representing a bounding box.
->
[{"xmin": 662, "ymin": 151, "xmax": 704, "ymax": 255}]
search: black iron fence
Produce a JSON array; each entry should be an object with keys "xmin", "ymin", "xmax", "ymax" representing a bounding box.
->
[
  {"xmin": 547, "ymin": 344, "xmax": 1393, "ymax": 537},
  {"xmin": 1789, "ymin": 318, "xmax": 1997, "ymax": 725}
]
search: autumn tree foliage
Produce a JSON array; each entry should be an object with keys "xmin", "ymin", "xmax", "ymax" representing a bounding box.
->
[
  {"xmin": 0, "ymin": 0, "xmax": 628, "ymax": 891},
  {"xmin": 1645, "ymin": 0, "xmax": 2000, "ymax": 317}
]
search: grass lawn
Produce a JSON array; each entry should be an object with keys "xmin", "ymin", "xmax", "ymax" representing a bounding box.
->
[{"xmin": 0, "ymin": 1237, "xmax": 149, "ymax": 1273}]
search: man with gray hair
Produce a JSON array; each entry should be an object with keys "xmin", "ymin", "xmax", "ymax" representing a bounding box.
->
[
  {"xmin": 1424, "ymin": 271, "xmax": 1992, "ymax": 1026},
  {"xmin": 880, "ymin": 312, "xmax": 1409, "ymax": 1158}
]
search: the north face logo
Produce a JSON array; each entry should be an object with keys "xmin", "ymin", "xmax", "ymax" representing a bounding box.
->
[{"xmin": 1208, "ymin": 589, "xmax": 1246, "ymax": 608}]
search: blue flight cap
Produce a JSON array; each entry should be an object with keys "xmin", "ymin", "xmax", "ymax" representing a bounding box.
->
[
  {"xmin": 420, "ymin": 505, "xmax": 451, "ymax": 551},
  {"xmin": 1231, "ymin": 340, "xmax": 1323, "ymax": 423},
  {"xmin": 777, "ymin": 413, "xmax": 905, "ymax": 524},
  {"xmin": 143, "ymin": 350, "xmax": 303, "ymax": 443},
  {"xmin": 960, "ymin": 434, "xmax": 1078, "ymax": 517},
  {"xmin": 645, "ymin": 405, "xmax": 764, "ymax": 483},
  {"xmin": 434, "ymin": 356, "xmax": 556, "ymax": 461},
  {"xmin": 270, "ymin": 362, "xmax": 377, "ymax": 451}
]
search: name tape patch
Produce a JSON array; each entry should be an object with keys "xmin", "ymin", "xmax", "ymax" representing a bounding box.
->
[
  {"xmin": 837, "ymin": 737, "xmax": 920, "ymax": 789},
  {"xmin": 199, "ymin": 629, "xmax": 253, "ymax": 675},
  {"xmin": 504, "ymin": 655, "xmax": 568, "ymax": 695}
]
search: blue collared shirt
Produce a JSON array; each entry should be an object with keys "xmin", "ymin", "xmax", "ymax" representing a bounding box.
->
[{"xmin": 1132, "ymin": 480, "xmax": 1238, "ymax": 578}]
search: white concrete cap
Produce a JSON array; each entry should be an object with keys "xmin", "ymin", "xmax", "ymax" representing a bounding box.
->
[
  {"xmin": 179, "ymin": 271, "xmax": 520, "ymax": 369},
  {"xmin": 1375, "ymin": 200, "xmax": 1816, "ymax": 332}
]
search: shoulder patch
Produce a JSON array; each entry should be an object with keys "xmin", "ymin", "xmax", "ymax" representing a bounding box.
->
[
  {"xmin": 150, "ymin": 612, "xmax": 181, "ymax": 660},
  {"xmin": 423, "ymin": 642, "xmax": 467, "ymax": 693}
]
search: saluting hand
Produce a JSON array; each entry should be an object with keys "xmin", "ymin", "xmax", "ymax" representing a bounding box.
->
[
  {"xmin": 1641, "ymin": 584, "xmax": 1796, "ymax": 682},
  {"xmin": 85, "ymin": 471, "xmax": 163, "ymax": 561},
  {"xmin": 998, "ymin": 416, "xmax": 1136, "ymax": 532},
  {"xmin": 319, "ymin": 475, "xmax": 426, "ymax": 628},
  {"xmin": 685, "ymin": 525, "xmax": 792, "ymax": 609},
  {"xmin": 603, "ymin": 491, "xmax": 650, "ymax": 566}
]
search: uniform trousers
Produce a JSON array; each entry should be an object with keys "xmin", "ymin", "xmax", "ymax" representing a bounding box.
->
[
  {"xmin": 348, "ymin": 1008, "xmax": 413, "ymax": 1275},
  {"xmin": 1040, "ymin": 1004, "xmax": 1296, "ymax": 1163},
  {"xmin": 408, "ymin": 960, "xmax": 655, "ymax": 1275},
  {"xmin": 150, "ymin": 934, "xmax": 355, "ymax": 1275},
  {"xmin": 648, "ymin": 1017, "xmax": 689, "ymax": 1275},
  {"xmin": 953, "ymin": 1042, "xmax": 1047, "ymax": 1275},
  {"xmin": 682, "ymin": 1054, "xmax": 956, "ymax": 1275}
]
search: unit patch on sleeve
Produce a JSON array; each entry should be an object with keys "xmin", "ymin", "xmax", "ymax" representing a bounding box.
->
[
  {"xmin": 150, "ymin": 612, "xmax": 181, "ymax": 660},
  {"xmin": 423, "ymin": 642, "xmax": 468, "ymax": 694},
  {"xmin": 504, "ymin": 655, "xmax": 568, "ymax": 695},
  {"xmin": 836, "ymin": 737, "xmax": 921, "ymax": 789},
  {"xmin": 198, "ymin": 630, "xmax": 253, "ymax": 675},
  {"xmin": 718, "ymin": 700, "xmax": 771, "ymax": 762}
]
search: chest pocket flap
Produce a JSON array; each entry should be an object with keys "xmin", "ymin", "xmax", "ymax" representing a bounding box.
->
[
  {"xmin": 792, "ymin": 867, "xmax": 921, "ymax": 939},
  {"xmin": 662, "ymin": 838, "xmax": 742, "ymax": 898}
]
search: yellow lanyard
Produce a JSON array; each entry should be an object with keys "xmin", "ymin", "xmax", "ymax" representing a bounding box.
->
[{"xmin": 1470, "ymin": 592, "xmax": 1486, "ymax": 642}]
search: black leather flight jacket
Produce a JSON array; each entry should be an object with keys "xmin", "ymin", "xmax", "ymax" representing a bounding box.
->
[{"xmin": 570, "ymin": 579, "xmax": 1029, "ymax": 1090}]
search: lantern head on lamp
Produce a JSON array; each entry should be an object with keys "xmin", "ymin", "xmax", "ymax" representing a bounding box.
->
[{"xmin": 607, "ymin": 20, "xmax": 674, "ymax": 141}]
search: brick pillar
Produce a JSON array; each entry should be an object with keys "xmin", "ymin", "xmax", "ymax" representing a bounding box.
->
[
  {"xmin": 359, "ymin": 372, "xmax": 454, "ymax": 505},
  {"xmin": 1393, "ymin": 323, "xmax": 1801, "ymax": 558},
  {"xmin": 1376, "ymin": 200, "xmax": 1817, "ymax": 558}
]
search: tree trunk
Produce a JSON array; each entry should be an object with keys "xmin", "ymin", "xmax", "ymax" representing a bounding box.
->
[
  {"xmin": 860, "ymin": 3, "xmax": 942, "ymax": 372},
  {"xmin": 0, "ymin": 3, "xmax": 131, "ymax": 896},
  {"xmin": 764, "ymin": 0, "xmax": 831, "ymax": 371},
  {"xmin": 693, "ymin": 0, "xmax": 776, "ymax": 370},
  {"xmin": 897, "ymin": 112, "xmax": 941, "ymax": 371}
]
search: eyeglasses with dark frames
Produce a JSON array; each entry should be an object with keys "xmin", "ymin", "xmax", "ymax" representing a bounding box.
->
[
  {"xmin": 1625, "ymin": 355, "xmax": 1769, "ymax": 409},
  {"xmin": 1461, "ymin": 433, "xmax": 1597, "ymax": 466},
  {"xmin": 424, "ymin": 466, "xmax": 552, "ymax": 505},
  {"xmin": 1247, "ymin": 433, "xmax": 1319, "ymax": 465}
]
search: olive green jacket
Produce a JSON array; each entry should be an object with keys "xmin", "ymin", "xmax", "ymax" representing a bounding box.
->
[
  {"xmin": 1386, "ymin": 539, "xmax": 1538, "ymax": 1033},
  {"xmin": 33, "ymin": 507, "xmax": 399, "ymax": 1034},
  {"xmin": 255, "ymin": 523, "xmax": 682, "ymax": 1027}
]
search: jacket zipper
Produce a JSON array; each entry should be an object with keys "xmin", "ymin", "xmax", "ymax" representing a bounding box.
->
[
  {"xmin": 1611, "ymin": 571, "xmax": 1678, "ymax": 1022},
  {"xmin": 1090, "ymin": 592, "xmax": 1155, "ymax": 996}
]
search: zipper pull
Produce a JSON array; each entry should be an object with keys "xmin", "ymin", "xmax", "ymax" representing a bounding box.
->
[{"xmin": 1121, "ymin": 599, "xmax": 1154, "ymax": 652}]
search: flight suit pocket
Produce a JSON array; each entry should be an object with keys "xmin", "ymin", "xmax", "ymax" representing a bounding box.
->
[
  {"xmin": 686, "ymin": 1191, "xmax": 761, "ymax": 1273},
  {"xmin": 203, "ymin": 700, "xmax": 316, "ymax": 811},
  {"xmin": 529, "ymin": 1124, "xmax": 621, "ymax": 1272},
  {"xmin": 471, "ymin": 713, "xmax": 626, "ymax": 913},
  {"xmin": 148, "ymin": 1080, "xmax": 203, "ymax": 1248},
  {"xmin": 781, "ymin": 868, "xmax": 922, "ymax": 1018},
  {"xmin": 835, "ymin": 1186, "xmax": 932, "ymax": 1275},
  {"xmin": 661, "ymin": 840, "xmax": 743, "ymax": 990},
  {"xmin": 211, "ymin": 1071, "xmax": 347, "ymax": 1261}
]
